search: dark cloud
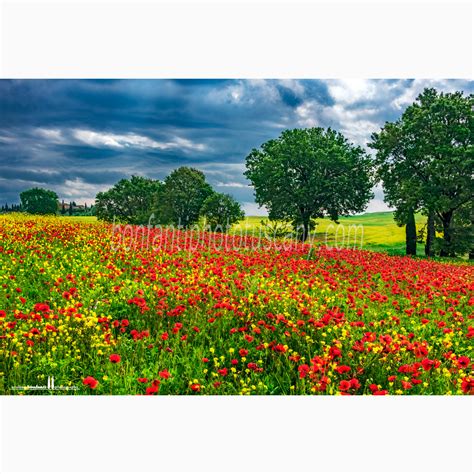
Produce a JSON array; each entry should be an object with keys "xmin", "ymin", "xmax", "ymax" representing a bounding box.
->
[{"xmin": 0, "ymin": 79, "xmax": 472, "ymax": 214}]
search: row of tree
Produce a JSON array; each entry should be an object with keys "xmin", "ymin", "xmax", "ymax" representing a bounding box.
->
[
  {"xmin": 95, "ymin": 168, "xmax": 245, "ymax": 231},
  {"xmin": 1, "ymin": 203, "xmax": 22, "ymax": 213}
]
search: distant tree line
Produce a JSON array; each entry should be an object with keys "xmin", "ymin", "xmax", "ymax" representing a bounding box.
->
[
  {"xmin": 2, "ymin": 187, "xmax": 96, "ymax": 217},
  {"xmin": 1, "ymin": 203, "xmax": 22, "ymax": 213}
]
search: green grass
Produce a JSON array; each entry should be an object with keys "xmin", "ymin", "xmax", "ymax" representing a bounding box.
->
[
  {"xmin": 62, "ymin": 216, "xmax": 98, "ymax": 223},
  {"xmin": 231, "ymin": 212, "xmax": 426, "ymax": 255}
]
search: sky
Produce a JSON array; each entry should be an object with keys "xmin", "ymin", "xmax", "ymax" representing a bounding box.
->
[{"xmin": 0, "ymin": 79, "xmax": 472, "ymax": 216}]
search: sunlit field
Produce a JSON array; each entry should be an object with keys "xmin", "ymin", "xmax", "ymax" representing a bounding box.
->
[
  {"xmin": 1, "ymin": 214, "xmax": 472, "ymax": 395},
  {"xmin": 232, "ymin": 212, "xmax": 427, "ymax": 255}
]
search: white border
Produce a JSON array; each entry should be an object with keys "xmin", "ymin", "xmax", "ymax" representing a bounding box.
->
[
  {"xmin": 0, "ymin": 0, "xmax": 472, "ymax": 78},
  {"xmin": 1, "ymin": 396, "xmax": 473, "ymax": 472}
]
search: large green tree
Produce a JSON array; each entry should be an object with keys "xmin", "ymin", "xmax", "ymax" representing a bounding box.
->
[
  {"xmin": 95, "ymin": 175, "xmax": 162, "ymax": 225},
  {"xmin": 158, "ymin": 167, "xmax": 214, "ymax": 228},
  {"xmin": 370, "ymin": 88, "xmax": 473, "ymax": 257},
  {"xmin": 20, "ymin": 188, "xmax": 58, "ymax": 215},
  {"xmin": 244, "ymin": 128, "xmax": 374, "ymax": 241},
  {"xmin": 200, "ymin": 192, "xmax": 244, "ymax": 232}
]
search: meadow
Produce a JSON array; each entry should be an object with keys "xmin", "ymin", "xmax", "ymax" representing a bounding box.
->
[{"xmin": 0, "ymin": 213, "xmax": 472, "ymax": 395}]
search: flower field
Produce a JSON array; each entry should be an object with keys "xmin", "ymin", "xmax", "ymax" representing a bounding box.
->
[{"xmin": 0, "ymin": 214, "xmax": 473, "ymax": 395}]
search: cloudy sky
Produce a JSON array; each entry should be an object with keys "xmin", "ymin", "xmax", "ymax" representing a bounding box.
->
[{"xmin": 0, "ymin": 79, "xmax": 472, "ymax": 215}]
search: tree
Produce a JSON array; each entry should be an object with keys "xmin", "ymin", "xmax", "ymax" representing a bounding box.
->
[
  {"xmin": 244, "ymin": 128, "xmax": 374, "ymax": 241},
  {"xmin": 95, "ymin": 175, "xmax": 163, "ymax": 224},
  {"xmin": 369, "ymin": 121, "xmax": 422, "ymax": 256},
  {"xmin": 200, "ymin": 192, "xmax": 244, "ymax": 232},
  {"xmin": 436, "ymin": 201, "xmax": 474, "ymax": 258},
  {"xmin": 370, "ymin": 88, "xmax": 473, "ymax": 257},
  {"xmin": 158, "ymin": 167, "xmax": 214, "ymax": 228},
  {"xmin": 20, "ymin": 188, "xmax": 58, "ymax": 215}
]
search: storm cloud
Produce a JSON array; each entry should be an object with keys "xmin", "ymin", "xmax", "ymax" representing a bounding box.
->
[{"xmin": 1, "ymin": 79, "xmax": 472, "ymax": 215}]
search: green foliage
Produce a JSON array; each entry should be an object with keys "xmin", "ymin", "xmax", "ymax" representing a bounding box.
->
[
  {"xmin": 434, "ymin": 202, "xmax": 473, "ymax": 257},
  {"xmin": 244, "ymin": 127, "xmax": 374, "ymax": 240},
  {"xmin": 20, "ymin": 187, "xmax": 58, "ymax": 215},
  {"xmin": 259, "ymin": 219, "xmax": 293, "ymax": 239},
  {"xmin": 158, "ymin": 167, "xmax": 214, "ymax": 228},
  {"xmin": 370, "ymin": 88, "xmax": 473, "ymax": 257},
  {"xmin": 95, "ymin": 175, "xmax": 162, "ymax": 225},
  {"xmin": 200, "ymin": 192, "xmax": 244, "ymax": 232}
]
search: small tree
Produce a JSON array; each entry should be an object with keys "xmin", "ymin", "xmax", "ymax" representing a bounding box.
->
[
  {"xmin": 95, "ymin": 175, "xmax": 162, "ymax": 224},
  {"xmin": 201, "ymin": 193, "xmax": 244, "ymax": 232},
  {"xmin": 158, "ymin": 167, "xmax": 214, "ymax": 228},
  {"xmin": 245, "ymin": 128, "xmax": 374, "ymax": 241},
  {"xmin": 20, "ymin": 188, "xmax": 58, "ymax": 215}
]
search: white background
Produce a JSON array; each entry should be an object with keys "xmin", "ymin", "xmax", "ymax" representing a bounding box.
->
[{"xmin": 0, "ymin": 1, "xmax": 473, "ymax": 473}]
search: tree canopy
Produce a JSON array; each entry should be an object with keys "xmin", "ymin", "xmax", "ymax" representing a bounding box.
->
[
  {"xmin": 370, "ymin": 88, "xmax": 473, "ymax": 257},
  {"xmin": 244, "ymin": 127, "xmax": 374, "ymax": 240},
  {"xmin": 200, "ymin": 192, "xmax": 245, "ymax": 232},
  {"xmin": 157, "ymin": 167, "xmax": 214, "ymax": 228},
  {"xmin": 20, "ymin": 188, "xmax": 58, "ymax": 215},
  {"xmin": 95, "ymin": 175, "xmax": 162, "ymax": 225}
]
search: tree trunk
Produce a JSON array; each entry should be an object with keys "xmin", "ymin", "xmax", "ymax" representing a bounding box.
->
[
  {"xmin": 425, "ymin": 211, "xmax": 435, "ymax": 257},
  {"xmin": 469, "ymin": 250, "xmax": 474, "ymax": 260},
  {"xmin": 301, "ymin": 218, "xmax": 310, "ymax": 242},
  {"xmin": 439, "ymin": 210, "xmax": 454, "ymax": 257},
  {"xmin": 406, "ymin": 209, "xmax": 417, "ymax": 256}
]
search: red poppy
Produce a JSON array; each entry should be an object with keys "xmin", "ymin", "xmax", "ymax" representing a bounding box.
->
[
  {"xmin": 461, "ymin": 377, "xmax": 474, "ymax": 395},
  {"xmin": 401, "ymin": 381, "xmax": 412, "ymax": 390},
  {"xmin": 336, "ymin": 365, "xmax": 351, "ymax": 374},
  {"xmin": 329, "ymin": 347, "xmax": 342, "ymax": 359},
  {"xmin": 159, "ymin": 369, "xmax": 171, "ymax": 379},
  {"xmin": 137, "ymin": 377, "xmax": 148, "ymax": 383},
  {"xmin": 145, "ymin": 385, "xmax": 159, "ymax": 395},
  {"xmin": 109, "ymin": 354, "xmax": 121, "ymax": 363},
  {"xmin": 456, "ymin": 356, "xmax": 470, "ymax": 369},
  {"xmin": 298, "ymin": 364, "xmax": 310, "ymax": 379},
  {"xmin": 421, "ymin": 358, "xmax": 434, "ymax": 371},
  {"xmin": 349, "ymin": 378, "xmax": 361, "ymax": 390},
  {"xmin": 83, "ymin": 376, "xmax": 98, "ymax": 389},
  {"xmin": 339, "ymin": 380, "xmax": 351, "ymax": 391},
  {"xmin": 190, "ymin": 383, "xmax": 201, "ymax": 392}
]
